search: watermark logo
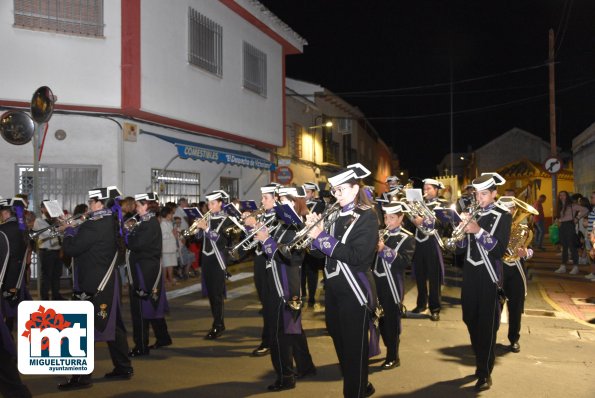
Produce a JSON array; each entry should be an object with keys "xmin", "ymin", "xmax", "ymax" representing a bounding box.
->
[{"xmin": 18, "ymin": 301, "xmax": 94, "ymax": 375}]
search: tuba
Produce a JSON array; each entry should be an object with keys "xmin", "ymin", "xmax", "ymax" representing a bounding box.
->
[{"xmin": 498, "ymin": 196, "xmax": 539, "ymax": 263}]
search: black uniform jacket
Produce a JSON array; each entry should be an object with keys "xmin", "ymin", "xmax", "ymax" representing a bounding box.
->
[
  {"xmin": 127, "ymin": 214, "xmax": 162, "ymax": 292},
  {"xmin": 0, "ymin": 219, "xmax": 27, "ymax": 293}
]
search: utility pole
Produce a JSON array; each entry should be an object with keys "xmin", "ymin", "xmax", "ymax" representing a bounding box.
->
[{"xmin": 548, "ymin": 29, "xmax": 557, "ymax": 215}]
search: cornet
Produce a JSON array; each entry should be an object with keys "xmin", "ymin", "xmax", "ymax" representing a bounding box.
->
[
  {"xmin": 29, "ymin": 213, "xmax": 88, "ymax": 240},
  {"xmin": 228, "ymin": 216, "xmax": 279, "ymax": 260},
  {"xmin": 182, "ymin": 209, "xmax": 212, "ymax": 237},
  {"xmin": 123, "ymin": 213, "xmax": 140, "ymax": 233}
]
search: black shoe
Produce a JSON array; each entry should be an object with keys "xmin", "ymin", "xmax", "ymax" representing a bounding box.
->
[
  {"xmin": 148, "ymin": 340, "xmax": 172, "ymax": 350},
  {"xmin": 127, "ymin": 347, "xmax": 149, "ymax": 357},
  {"xmin": 380, "ymin": 359, "xmax": 400, "ymax": 370},
  {"xmin": 252, "ymin": 344, "xmax": 270, "ymax": 357},
  {"xmin": 430, "ymin": 312, "xmax": 440, "ymax": 321},
  {"xmin": 365, "ymin": 382, "xmax": 375, "ymax": 397},
  {"xmin": 296, "ymin": 366, "xmax": 317, "ymax": 379},
  {"xmin": 267, "ymin": 376, "xmax": 296, "ymax": 391},
  {"xmin": 58, "ymin": 375, "xmax": 92, "ymax": 390},
  {"xmin": 410, "ymin": 306, "xmax": 427, "ymax": 314},
  {"xmin": 104, "ymin": 369, "xmax": 133, "ymax": 380},
  {"xmin": 474, "ymin": 376, "xmax": 492, "ymax": 391},
  {"xmin": 205, "ymin": 326, "xmax": 225, "ymax": 340},
  {"xmin": 510, "ymin": 342, "xmax": 520, "ymax": 353}
]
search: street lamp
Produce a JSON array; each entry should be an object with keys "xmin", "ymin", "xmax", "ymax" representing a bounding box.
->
[{"xmin": 309, "ymin": 121, "xmax": 333, "ymax": 129}]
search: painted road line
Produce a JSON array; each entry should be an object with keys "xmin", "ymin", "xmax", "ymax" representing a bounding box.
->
[
  {"xmin": 185, "ymin": 284, "xmax": 256, "ymax": 307},
  {"xmin": 166, "ymin": 272, "xmax": 253, "ymax": 300}
]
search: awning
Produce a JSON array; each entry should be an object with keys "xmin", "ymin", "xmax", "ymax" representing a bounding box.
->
[{"xmin": 141, "ymin": 130, "xmax": 275, "ymax": 171}]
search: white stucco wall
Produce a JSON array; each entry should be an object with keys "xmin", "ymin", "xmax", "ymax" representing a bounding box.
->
[
  {"xmin": 0, "ymin": 1, "xmax": 122, "ymax": 107},
  {"xmin": 140, "ymin": 0, "xmax": 284, "ymax": 146}
]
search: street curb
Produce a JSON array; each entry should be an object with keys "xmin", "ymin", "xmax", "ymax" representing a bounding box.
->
[{"xmin": 537, "ymin": 281, "xmax": 595, "ymax": 329}]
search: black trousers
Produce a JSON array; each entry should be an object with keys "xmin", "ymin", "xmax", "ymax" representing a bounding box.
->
[
  {"xmin": 203, "ymin": 254, "xmax": 225, "ymax": 328},
  {"xmin": 301, "ymin": 254, "xmax": 322, "ymax": 305},
  {"xmin": 129, "ymin": 291, "xmax": 171, "ymax": 349},
  {"xmin": 254, "ymin": 254, "xmax": 270, "ymax": 348},
  {"xmin": 325, "ymin": 276, "xmax": 370, "ymax": 398},
  {"xmin": 0, "ymin": 348, "xmax": 30, "ymax": 398},
  {"xmin": 266, "ymin": 294, "xmax": 314, "ymax": 380},
  {"xmin": 462, "ymin": 264, "xmax": 500, "ymax": 378},
  {"xmin": 375, "ymin": 277, "xmax": 402, "ymax": 362},
  {"xmin": 503, "ymin": 263, "xmax": 525, "ymax": 344},
  {"xmin": 39, "ymin": 249, "xmax": 63, "ymax": 300},
  {"xmin": 413, "ymin": 238, "xmax": 442, "ymax": 312},
  {"xmin": 560, "ymin": 221, "xmax": 579, "ymax": 265}
]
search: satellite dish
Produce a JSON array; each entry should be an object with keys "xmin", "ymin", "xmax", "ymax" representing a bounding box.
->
[
  {"xmin": 0, "ymin": 111, "xmax": 35, "ymax": 145},
  {"xmin": 30, "ymin": 86, "xmax": 55, "ymax": 124}
]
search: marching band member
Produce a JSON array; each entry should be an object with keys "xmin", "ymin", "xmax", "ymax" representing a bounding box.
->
[
  {"xmin": 307, "ymin": 163, "xmax": 379, "ymax": 398},
  {"xmin": 385, "ymin": 176, "xmax": 401, "ymax": 191},
  {"xmin": 455, "ymin": 173, "xmax": 512, "ymax": 391},
  {"xmin": 60, "ymin": 187, "xmax": 133, "ymax": 390},
  {"xmin": 126, "ymin": 193, "xmax": 172, "ymax": 357},
  {"xmin": 0, "ymin": 197, "xmax": 31, "ymax": 333},
  {"xmin": 33, "ymin": 200, "xmax": 64, "ymax": 300},
  {"xmin": 302, "ymin": 182, "xmax": 325, "ymax": 309},
  {"xmin": 244, "ymin": 183, "xmax": 280, "ymax": 356},
  {"xmin": 374, "ymin": 202, "xmax": 415, "ymax": 370},
  {"xmin": 195, "ymin": 190, "xmax": 234, "ymax": 340},
  {"xmin": 411, "ymin": 178, "xmax": 447, "ymax": 321},
  {"xmin": 256, "ymin": 186, "xmax": 316, "ymax": 391}
]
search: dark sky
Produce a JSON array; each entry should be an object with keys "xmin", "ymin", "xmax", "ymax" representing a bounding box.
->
[{"xmin": 259, "ymin": 0, "xmax": 595, "ymax": 176}]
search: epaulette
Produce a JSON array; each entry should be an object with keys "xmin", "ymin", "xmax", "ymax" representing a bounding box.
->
[
  {"xmin": 494, "ymin": 202, "xmax": 509, "ymax": 213},
  {"xmin": 357, "ymin": 204, "xmax": 372, "ymax": 211}
]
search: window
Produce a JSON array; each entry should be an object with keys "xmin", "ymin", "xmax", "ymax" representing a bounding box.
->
[
  {"xmin": 188, "ymin": 7, "xmax": 223, "ymax": 77},
  {"xmin": 152, "ymin": 169, "xmax": 201, "ymax": 204},
  {"xmin": 14, "ymin": 0, "xmax": 104, "ymax": 37},
  {"xmin": 16, "ymin": 164, "xmax": 101, "ymax": 213},
  {"xmin": 338, "ymin": 118, "xmax": 352, "ymax": 134},
  {"xmin": 243, "ymin": 41, "xmax": 267, "ymax": 96},
  {"xmin": 220, "ymin": 177, "xmax": 239, "ymax": 201}
]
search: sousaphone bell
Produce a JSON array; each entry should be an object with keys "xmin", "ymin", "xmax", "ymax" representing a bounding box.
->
[{"xmin": 0, "ymin": 86, "xmax": 55, "ymax": 145}]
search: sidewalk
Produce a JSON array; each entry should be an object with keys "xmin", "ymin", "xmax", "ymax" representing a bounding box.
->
[{"xmin": 528, "ymin": 240, "xmax": 595, "ymax": 326}]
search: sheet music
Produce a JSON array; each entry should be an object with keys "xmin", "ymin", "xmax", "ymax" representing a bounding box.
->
[
  {"xmin": 405, "ymin": 188, "xmax": 423, "ymax": 203},
  {"xmin": 42, "ymin": 200, "xmax": 64, "ymax": 218}
]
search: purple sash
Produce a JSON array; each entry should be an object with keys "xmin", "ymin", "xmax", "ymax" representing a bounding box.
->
[
  {"xmin": 94, "ymin": 276, "xmax": 119, "ymax": 342},
  {"xmin": 356, "ymin": 272, "xmax": 380, "ymax": 358},
  {"xmin": 280, "ymin": 264, "xmax": 302, "ymax": 335},
  {"xmin": 134, "ymin": 263, "xmax": 169, "ymax": 319}
]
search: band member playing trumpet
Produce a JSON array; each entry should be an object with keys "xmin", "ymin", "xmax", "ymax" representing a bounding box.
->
[
  {"xmin": 374, "ymin": 202, "xmax": 415, "ymax": 370},
  {"xmin": 244, "ymin": 183, "xmax": 280, "ymax": 356},
  {"xmin": 194, "ymin": 190, "xmax": 234, "ymax": 340},
  {"xmin": 60, "ymin": 187, "xmax": 133, "ymax": 390},
  {"xmin": 454, "ymin": 173, "xmax": 512, "ymax": 391},
  {"xmin": 255, "ymin": 186, "xmax": 316, "ymax": 392},
  {"xmin": 302, "ymin": 182, "xmax": 325, "ymax": 310},
  {"xmin": 0, "ymin": 197, "xmax": 31, "ymax": 333},
  {"xmin": 307, "ymin": 163, "xmax": 379, "ymax": 398},
  {"xmin": 126, "ymin": 193, "xmax": 172, "ymax": 357},
  {"xmin": 411, "ymin": 179, "xmax": 447, "ymax": 321}
]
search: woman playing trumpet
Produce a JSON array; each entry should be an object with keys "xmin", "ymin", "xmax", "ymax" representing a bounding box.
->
[
  {"xmin": 126, "ymin": 193, "xmax": 172, "ymax": 357},
  {"xmin": 255, "ymin": 186, "xmax": 315, "ymax": 392},
  {"xmin": 374, "ymin": 202, "xmax": 415, "ymax": 371},
  {"xmin": 306, "ymin": 163, "xmax": 379, "ymax": 398}
]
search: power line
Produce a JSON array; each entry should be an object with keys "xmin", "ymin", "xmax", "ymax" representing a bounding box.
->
[{"xmin": 358, "ymin": 78, "xmax": 595, "ymax": 121}]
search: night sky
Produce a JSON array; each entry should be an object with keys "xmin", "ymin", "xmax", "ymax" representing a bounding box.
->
[{"xmin": 259, "ymin": 0, "xmax": 595, "ymax": 176}]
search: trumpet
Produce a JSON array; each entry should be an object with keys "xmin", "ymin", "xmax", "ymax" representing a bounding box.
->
[
  {"xmin": 378, "ymin": 226, "xmax": 391, "ymax": 242},
  {"xmin": 403, "ymin": 199, "xmax": 436, "ymax": 236},
  {"xmin": 182, "ymin": 209, "xmax": 212, "ymax": 237},
  {"xmin": 123, "ymin": 213, "xmax": 140, "ymax": 233},
  {"xmin": 228, "ymin": 216, "xmax": 279, "ymax": 260},
  {"xmin": 29, "ymin": 213, "xmax": 88, "ymax": 239},
  {"xmin": 278, "ymin": 202, "xmax": 341, "ymax": 255},
  {"xmin": 442, "ymin": 201, "xmax": 481, "ymax": 252}
]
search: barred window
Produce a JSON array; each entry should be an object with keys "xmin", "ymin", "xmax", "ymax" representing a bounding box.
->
[
  {"xmin": 152, "ymin": 169, "xmax": 201, "ymax": 205},
  {"xmin": 14, "ymin": 0, "xmax": 104, "ymax": 37},
  {"xmin": 243, "ymin": 42, "xmax": 267, "ymax": 96},
  {"xmin": 188, "ymin": 7, "xmax": 222, "ymax": 77}
]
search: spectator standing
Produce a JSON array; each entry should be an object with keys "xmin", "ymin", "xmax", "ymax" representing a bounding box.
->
[
  {"xmin": 174, "ymin": 198, "xmax": 189, "ymax": 231},
  {"xmin": 160, "ymin": 206, "xmax": 178, "ymax": 287},
  {"xmin": 33, "ymin": 201, "xmax": 64, "ymax": 300},
  {"xmin": 532, "ymin": 194, "xmax": 546, "ymax": 250},
  {"xmin": 554, "ymin": 191, "xmax": 588, "ymax": 274}
]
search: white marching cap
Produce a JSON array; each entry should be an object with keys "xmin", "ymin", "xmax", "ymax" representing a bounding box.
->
[
  {"xmin": 423, "ymin": 178, "xmax": 445, "ymax": 189},
  {"xmin": 382, "ymin": 202, "xmax": 410, "ymax": 214},
  {"xmin": 260, "ymin": 183, "xmax": 280, "ymax": 194},
  {"xmin": 278, "ymin": 186, "xmax": 306, "ymax": 198},
  {"xmin": 386, "ymin": 175, "xmax": 400, "ymax": 184},
  {"xmin": 302, "ymin": 182, "xmax": 320, "ymax": 191},
  {"xmin": 328, "ymin": 163, "xmax": 371, "ymax": 187},
  {"xmin": 89, "ymin": 186, "xmax": 122, "ymax": 200},
  {"xmin": 134, "ymin": 192, "xmax": 159, "ymax": 202},
  {"xmin": 205, "ymin": 190, "xmax": 230, "ymax": 202},
  {"xmin": 473, "ymin": 172, "xmax": 506, "ymax": 191}
]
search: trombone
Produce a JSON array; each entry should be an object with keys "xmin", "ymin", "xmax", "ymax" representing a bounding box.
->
[
  {"xmin": 182, "ymin": 209, "xmax": 212, "ymax": 237},
  {"xmin": 29, "ymin": 213, "xmax": 88, "ymax": 239}
]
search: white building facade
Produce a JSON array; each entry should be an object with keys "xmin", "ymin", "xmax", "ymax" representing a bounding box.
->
[{"xmin": 0, "ymin": 0, "xmax": 305, "ymax": 208}]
